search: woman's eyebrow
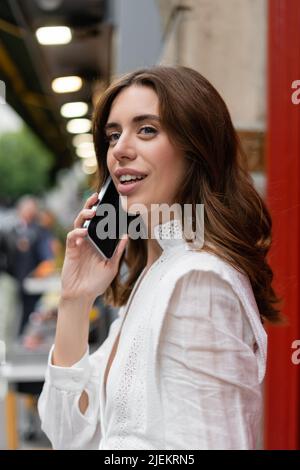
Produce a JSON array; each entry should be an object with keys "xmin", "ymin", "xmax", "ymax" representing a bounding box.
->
[{"xmin": 104, "ymin": 114, "xmax": 160, "ymax": 132}]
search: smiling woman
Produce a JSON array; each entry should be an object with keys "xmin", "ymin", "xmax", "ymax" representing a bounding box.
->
[
  {"xmin": 38, "ymin": 65, "xmax": 282, "ymax": 450},
  {"xmin": 92, "ymin": 66, "xmax": 281, "ymax": 322}
]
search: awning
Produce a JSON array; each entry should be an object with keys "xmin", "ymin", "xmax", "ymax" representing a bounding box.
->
[{"xmin": 0, "ymin": 0, "xmax": 112, "ymax": 180}]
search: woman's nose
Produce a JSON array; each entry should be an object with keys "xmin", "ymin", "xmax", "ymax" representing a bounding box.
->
[{"xmin": 112, "ymin": 135, "xmax": 136, "ymax": 161}]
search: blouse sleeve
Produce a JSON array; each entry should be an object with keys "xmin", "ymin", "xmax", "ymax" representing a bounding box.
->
[
  {"xmin": 158, "ymin": 269, "xmax": 263, "ymax": 450},
  {"xmin": 37, "ymin": 313, "xmax": 123, "ymax": 450}
]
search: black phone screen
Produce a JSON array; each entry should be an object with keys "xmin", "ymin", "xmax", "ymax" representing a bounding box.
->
[{"xmin": 87, "ymin": 177, "xmax": 138, "ymax": 259}]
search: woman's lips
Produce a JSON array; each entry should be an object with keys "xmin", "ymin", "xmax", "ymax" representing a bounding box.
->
[{"xmin": 117, "ymin": 176, "xmax": 147, "ymax": 195}]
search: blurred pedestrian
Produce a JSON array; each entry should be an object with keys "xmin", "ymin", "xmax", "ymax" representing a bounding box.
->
[{"xmin": 9, "ymin": 196, "xmax": 55, "ymax": 335}]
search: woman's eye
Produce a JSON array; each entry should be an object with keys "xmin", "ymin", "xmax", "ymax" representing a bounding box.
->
[
  {"xmin": 106, "ymin": 132, "xmax": 120, "ymax": 144},
  {"xmin": 105, "ymin": 126, "xmax": 157, "ymax": 145},
  {"xmin": 139, "ymin": 126, "xmax": 157, "ymax": 135}
]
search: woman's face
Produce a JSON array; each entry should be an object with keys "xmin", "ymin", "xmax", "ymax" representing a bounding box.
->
[{"xmin": 105, "ymin": 85, "xmax": 187, "ymax": 215}]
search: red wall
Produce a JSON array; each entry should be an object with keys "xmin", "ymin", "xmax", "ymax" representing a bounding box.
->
[{"xmin": 265, "ymin": 0, "xmax": 300, "ymax": 450}]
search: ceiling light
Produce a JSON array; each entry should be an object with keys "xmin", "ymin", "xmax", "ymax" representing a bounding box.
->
[
  {"xmin": 82, "ymin": 158, "xmax": 97, "ymax": 175},
  {"xmin": 82, "ymin": 165, "xmax": 97, "ymax": 175},
  {"xmin": 52, "ymin": 76, "xmax": 82, "ymax": 93},
  {"xmin": 76, "ymin": 146, "xmax": 96, "ymax": 159},
  {"xmin": 66, "ymin": 118, "xmax": 91, "ymax": 134},
  {"xmin": 36, "ymin": 26, "xmax": 72, "ymax": 45},
  {"xmin": 84, "ymin": 156, "xmax": 97, "ymax": 167},
  {"xmin": 76, "ymin": 142, "xmax": 94, "ymax": 151},
  {"xmin": 36, "ymin": 0, "xmax": 63, "ymax": 11},
  {"xmin": 72, "ymin": 133, "xmax": 93, "ymax": 147},
  {"xmin": 60, "ymin": 102, "xmax": 88, "ymax": 118}
]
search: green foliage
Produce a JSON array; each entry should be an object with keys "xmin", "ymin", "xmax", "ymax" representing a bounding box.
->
[{"xmin": 0, "ymin": 126, "xmax": 54, "ymax": 203}]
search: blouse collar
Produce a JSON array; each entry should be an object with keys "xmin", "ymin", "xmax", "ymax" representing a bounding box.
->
[{"xmin": 153, "ymin": 218, "xmax": 190, "ymax": 252}]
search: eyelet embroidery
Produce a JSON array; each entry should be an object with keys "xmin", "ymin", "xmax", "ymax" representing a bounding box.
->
[
  {"xmin": 111, "ymin": 320, "xmax": 148, "ymax": 449},
  {"xmin": 154, "ymin": 218, "xmax": 183, "ymax": 240}
]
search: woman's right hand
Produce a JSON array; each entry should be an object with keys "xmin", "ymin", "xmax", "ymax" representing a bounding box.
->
[{"xmin": 60, "ymin": 192, "xmax": 128, "ymax": 302}]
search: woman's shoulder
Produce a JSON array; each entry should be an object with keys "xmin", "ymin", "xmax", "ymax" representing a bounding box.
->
[
  {"xmin": 168, "ymin": 246, "xmax": 246, "ymax": 288},
  {"xmin": 166, "ymin": 247, "xmax": 258, "ymax": 322},
  {"xmin": 158, "ymin": 247, "xmax": 268, "ymax": 383}
]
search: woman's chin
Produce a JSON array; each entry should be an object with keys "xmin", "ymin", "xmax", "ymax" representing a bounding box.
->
[{"xmin": 120, "ymin": 195, "xmax": 149, "ymax": 216}]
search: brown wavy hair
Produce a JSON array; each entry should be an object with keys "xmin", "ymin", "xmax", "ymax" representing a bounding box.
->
[{"xmin": 92, "ymin": 65, "xmax": 282, "ymax": 323}]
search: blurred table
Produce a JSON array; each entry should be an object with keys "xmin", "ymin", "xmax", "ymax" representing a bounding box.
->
[
  {"xmin": 0, "ymin": 343, "xmax": 48, "ymax": 450},
  {"xmin": 0, "ymin": 341, "xmax": 100, "ymax": 449}
]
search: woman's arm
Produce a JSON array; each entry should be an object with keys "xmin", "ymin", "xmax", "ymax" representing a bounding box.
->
[
  {"xmin": 158, "ymin": 269, "xmax": 262, "ymax": 450},
  {"xmin": 38, "ymin": 344, "xmax": 101, "ymax": 449},
  {"xmin": 48, "ymin": 190, "xmax": 127, "ymax": 410},
  {"xmin": 52, "ymin": 296, "xmax": 94, "ymax": 414},
  {"xmin": 38, "ymin": 309, "xmax": 124, "ymax": 449},
  {"xmin": 53, "ymin": 296, "xmax": 92, "ymax": 367}
]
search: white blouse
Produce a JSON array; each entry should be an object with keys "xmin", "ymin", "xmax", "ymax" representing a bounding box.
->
[{"xmin": 38, "ymin": 220, "xmax": 267, "ymax": 450}]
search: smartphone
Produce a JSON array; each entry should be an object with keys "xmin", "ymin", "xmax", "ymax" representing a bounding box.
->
[{"xmin": 83, "ymin": 176, "xmax": 138, "ymax": 260}]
